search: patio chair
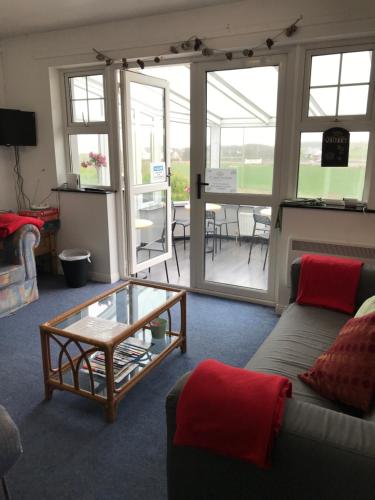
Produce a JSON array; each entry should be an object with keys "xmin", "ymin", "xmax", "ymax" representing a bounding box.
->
[
  {"xmin": 208, "ymin": 205, "xmax": 241, "ymax": 250},
  {"xmin": 248, "ymin": 213, "xmax": 270, "ymax": 270},
  {"xmin": 205, "ymin": 210, "xmax": 217, "ymax": 261},
  {"xmin": 172, "ymin": 202, "xmax": 190, "ymax": 250},
  {"xmin": 138, "ymin": 222, "xmax": 180, "ymax": 282}
]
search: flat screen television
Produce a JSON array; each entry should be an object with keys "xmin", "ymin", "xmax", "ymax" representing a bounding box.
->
[{"xmin": 0, "ymin": 108, "xmax": 37, "ymax": 146}]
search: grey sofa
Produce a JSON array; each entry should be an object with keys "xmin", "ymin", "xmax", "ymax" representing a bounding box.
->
[
  {"xmin": 166, "ymin": 259, "xmax": 375, "ymax": 500},
  {"xmin": 0, "ymin": 224, "xmax": 40, "ymax": 318}
]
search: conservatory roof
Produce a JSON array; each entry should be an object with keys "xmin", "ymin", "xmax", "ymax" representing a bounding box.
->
[{"xmin": 135, "ymin": 64, "xmax": 279, "ymax": 128}]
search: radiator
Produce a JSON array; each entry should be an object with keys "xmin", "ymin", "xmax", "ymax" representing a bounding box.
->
[{"xmin": 286, "ymin": 238, "xmax": 375, "ymax": 286}]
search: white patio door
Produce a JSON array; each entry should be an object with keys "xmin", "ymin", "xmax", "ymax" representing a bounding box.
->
[
  {"xmin": 121, "ymin": 71, "xmax": 172, "ymax": 275},
  {"xmin": 189, "ymin": 56, "xmax": 286, "ymax": 302}
]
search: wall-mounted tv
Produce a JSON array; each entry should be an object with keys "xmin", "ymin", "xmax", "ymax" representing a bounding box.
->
[{"xmin": 0, "ymin": 108, "xmax": 37, "ymax": 146}]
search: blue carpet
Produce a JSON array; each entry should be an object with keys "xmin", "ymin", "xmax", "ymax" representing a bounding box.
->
[{"xmin": 0, "ymin": 275, "xmax": 278, "ymax": 500}]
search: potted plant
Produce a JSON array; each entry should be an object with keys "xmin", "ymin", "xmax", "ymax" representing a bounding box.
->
[
  {"xmin": 81, "ymin": 152, "xmax": 107, "ymax": 184},
  {"xmin": 149, "ymin": 317, "xmax": 167, "ymax": 339}
]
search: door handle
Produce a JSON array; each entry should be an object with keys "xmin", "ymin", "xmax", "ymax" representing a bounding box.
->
[
  {"xmin": 197, "ymin": 174, "xmax": 209, "ymax": 199},
  {"xmin": 166, "ymin": 167, "xmax": 172, "ymax": 186}
]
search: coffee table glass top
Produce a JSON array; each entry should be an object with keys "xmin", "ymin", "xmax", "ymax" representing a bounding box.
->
[{"xmin": 51, "ymin": 283, "xmax": 178, "ymax": 344}]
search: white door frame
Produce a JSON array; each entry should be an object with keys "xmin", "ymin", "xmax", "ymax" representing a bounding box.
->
[
  {"xmin": 120, "ymin": 70, "xmax": 172, "ymax": 275},
  {"xmin": 189, "ymin": 54, "xmax": 287, "ymax": 302}
]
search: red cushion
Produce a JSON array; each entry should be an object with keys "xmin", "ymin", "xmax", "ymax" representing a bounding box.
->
[
  {"xmin": 296, "ymin": 254, "xmax": 362, "ymax": 314},
  {"xmin": 0, "ymin": 213, "xmax": 44, "ymax": 238},
  {"xmin": 299, "ymin": 312, "xmax": 375, "ymax": 411},
  {"xmin": 174, "ymin": 359, "xmax": 292, "ymax": 468}
]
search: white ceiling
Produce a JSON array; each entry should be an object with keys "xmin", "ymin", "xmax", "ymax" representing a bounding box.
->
[{"xmin": 0, "ymin": 0, "xmax": 237, "ymax": 39}]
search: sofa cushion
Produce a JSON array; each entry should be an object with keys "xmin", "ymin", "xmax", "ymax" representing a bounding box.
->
[
  {"xmin": 0, "ymin": 265, "xmax": 25, "ymax": 290},
  {"xmin": 296, "ymin": 254, "xmax": 362, "ymax": 314},
  {"xmin": 246, "ymin": 303, "xmax": 358, "ymax": 414},
  {"xmin": 290, "ymin": 260, "xmax": 375, "ymax": 312},
  {"xmin": 299, "ymin": 313, "xmax": 375, "ymax": 412}
]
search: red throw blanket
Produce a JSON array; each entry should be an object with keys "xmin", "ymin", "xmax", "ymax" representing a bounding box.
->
[
  {"xmin": 296, "ymin": 254, "xmax": 363, "ymax": 314},
  {"xmin": 0, "ymin": 213, "xmax": 44, "ymax": 238},
  {"xmin": 174, "ymin": 359, "xmax": 292, "ymax": 468}
]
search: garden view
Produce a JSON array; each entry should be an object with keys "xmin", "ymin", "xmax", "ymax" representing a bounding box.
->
[
  {"xmin": 168, "ymin": 137, "xmax": 367, "ymax": 201},
  {"xmin": 79, "ymin": 137, "xmax": 367, "ymax": 201}
]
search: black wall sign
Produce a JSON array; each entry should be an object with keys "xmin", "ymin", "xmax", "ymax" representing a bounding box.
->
[{"xmin": 321, "ymin": 127, "xmax": 350, "ymax": 167}]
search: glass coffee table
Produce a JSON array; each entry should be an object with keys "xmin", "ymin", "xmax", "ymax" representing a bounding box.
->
[{"xmin": 39, "ymin": 280, "xmax": 186, "ymax": 422}]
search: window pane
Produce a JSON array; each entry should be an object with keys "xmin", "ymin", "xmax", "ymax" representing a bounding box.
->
[
  {"xmin": 70, "ymin": 77, "xmax": 86, "ymax": 99},
  {"xmin": 69, "ymin": 74, "xmax": 105, "ymax": 123},
  {"xmin": 135, "ymin": 190, "xmax": 168, "ymax": 265},
  {"xmin": 88, "ymin": 99, "xmax": 105, "ymax": 121},
  {"xmin": 216, "ymin": 127, "xmax": 275, "ymax": 194},
  {"xmin": 72, "ymin": 100, "xmax": 88, "ymax": 122},
  {"xmin": 297, "ymin": 132, "xmax": 369, "ymax": 200},
  {"xmin": 87, "ymin": 75, "xmax": 104, "ymax": 98},
  {"xmin": 204, "ymin": 203, "xmax": 270, "ymax": 291},
  {"xmin": 69, "ymin": 134, "xmax": 111, "ymax": 186},
  {"xmin": 338, "ymin": 85, "xmax": 369, "ymax": 115},
  {"xmin": 130, "ymin": 82, "xmax": 165, "ymax": 185},
  {"xmin": 206, "ymin": 66, "xmax": 278, "ymax": 195},
  {"xmin": 341, "ymin": 51, "xmax": 372, "ymax": 84},
  {"xmin": 310, "ymin": 54, "xmax": 340, "ymax": 86},
  {"xmin": 309, "ymin": 87, "xmax": 337, "ymax": 116},
  {"xmin": 170, "ymin": 122, "xmax": 190, "ymax": 202}
]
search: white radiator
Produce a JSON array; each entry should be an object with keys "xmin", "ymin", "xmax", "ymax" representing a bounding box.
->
[{"xmin": 286, "ymin": 238, "xmax": 375, "ymax": 286}]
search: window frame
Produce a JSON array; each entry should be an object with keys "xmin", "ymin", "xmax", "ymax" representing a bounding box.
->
[
  {"xmin": 296, "ymin": 42, "xmax": 375, "ymax": 202},
  {"xmin": 302, "ymin": 45, "xmax": 375, "ymax": 123},
  {"xmin": 62, "ymin": 68, "xmax": 113, "ymax": 189}
]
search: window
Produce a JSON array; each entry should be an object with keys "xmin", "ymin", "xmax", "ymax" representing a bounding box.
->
[
  {"xmin": 308, "ymin": 51, "xmax": 372, "ymax": 117},
  {"xmin": 205, "ymin": 66, "xmax": 279, "ymax": 195},
  {"xmin": 64, "ymin": 70, "xmax": 111, "ymax": 187},
  {"xmin": 297, "ymin": 46, "xmax": 374, "ymax": 200},
  {"xmin": 219, "ymin": 127, "xmax": 276, "ymax": 194},
  {"xmin": 298, "ymin": 131, "xmax": 369, "ymax": 199}
]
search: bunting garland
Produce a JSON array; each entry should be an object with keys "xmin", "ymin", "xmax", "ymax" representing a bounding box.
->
[{"xmin": 93, "ymin": 15, "xmax": 302, "ymax": 68}]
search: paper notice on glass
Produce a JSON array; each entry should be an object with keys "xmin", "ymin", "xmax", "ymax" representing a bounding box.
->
[
  {"xmin": 150, "ymin": 162, "xmax": 166, "ymax": 183},
  {"xmin": 205, "ymin": 168, "xmax": 237, "ymax": 193}
]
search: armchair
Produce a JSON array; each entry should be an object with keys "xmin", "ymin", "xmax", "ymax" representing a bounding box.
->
[
  {"xmin": 0, "ymin": 224, "xmax": 41, "ymax": 317},
  {"xmin": 0, "ymin": 406, "xmax": 22, "ymax": 500}
]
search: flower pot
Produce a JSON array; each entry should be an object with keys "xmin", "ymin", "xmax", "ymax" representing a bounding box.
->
[{"xmin": 150, "ymin": 317, "xmax": 167, "ymax": 339}]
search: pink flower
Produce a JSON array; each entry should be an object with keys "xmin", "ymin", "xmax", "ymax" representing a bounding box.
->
[
  {"xmin": 83, "ymin": 152, "xmax": 107, "ymax": 168},
  {"xmin": 184, "ymin": 186, "xmax": 190, "ymax": 192}
]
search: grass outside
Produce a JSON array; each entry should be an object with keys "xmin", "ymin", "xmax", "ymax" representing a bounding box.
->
[
  {"xmin": 171, "ymin": 161, "xmax": 365, "ymax": 200},
  {"xmin": 79, "ymin": 166, "xmax": 100, "ymax": 185},
  {"xmin": 79, "ymin": 160, "xmax": 365, "ymax": 200}
]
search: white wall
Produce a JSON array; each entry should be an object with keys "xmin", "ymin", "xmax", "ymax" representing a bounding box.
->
[
  {"xmin": 0, "ymin": 51, "xmax": 16, "ymax": 210},
  {"xmin": 0, "ymin": 0, "xmax": 374, "ymax": 287},
  {"xmin": 57, "ymin": 191, "xmax": 119, "ymax": 282}
]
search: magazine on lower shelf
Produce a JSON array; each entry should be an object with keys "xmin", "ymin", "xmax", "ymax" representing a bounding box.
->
[{"xmin": 81, "ymin": 336, "xmax": 153, "ymax": 383}]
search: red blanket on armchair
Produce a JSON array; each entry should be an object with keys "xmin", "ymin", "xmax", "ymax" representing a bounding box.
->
[
  {"xmin": 0, "ymin": 213, "xmax": 44, "ymax": 238},
  {"xmin": 174, "ymin": 359, "xmax": 292, "ymax": 468}
]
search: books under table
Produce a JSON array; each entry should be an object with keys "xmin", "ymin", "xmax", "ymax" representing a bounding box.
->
[{"xmin": 81, "ymin": 337, "xmax": 153, "ymax": 384}]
